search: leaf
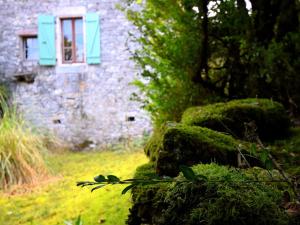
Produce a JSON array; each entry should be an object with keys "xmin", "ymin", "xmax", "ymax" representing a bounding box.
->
[
  {"xmin": 179, "ymin": 165, "xmax": 196, "ymax": 181},
  {"xmin": 94, "ymin": 175, "xmax": 106, "ymax": 183},
  {"xmin": 75, "ymin": 215, "xmax": 83, "ymax": 225},
  {"xmin": 107, "ymin": 175, "xmax": 120, "ymax": 183},
  {"xmin": 77, "ymin": 181, "xmax": 91, "ymax": 186},
  {"xmin": 91, "ymin": 185, "xmax": 106, "ymax": 192},
  {"xmin": 122, "ymin": 184, "xmax": 136, "ymax": 195}
]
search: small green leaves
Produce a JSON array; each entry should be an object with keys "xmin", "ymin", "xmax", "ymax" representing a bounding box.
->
[
  {"xmin": 94, "ymin": 175, "xmax": 106, "ymax": 183},
  {"xmin": 121, "ymin": 184, "xmax": 136, "ymax": 195},
  {"xmin": 179, "ymin": 165, "xmax": 196, "ymax": 181},
  {"xmin": 91, "ymin": 185, "xmax": 106, "ymax": 192},
  {"xmin": 107, "ymin": 175, "xmax": 120, "ymax": 183}
]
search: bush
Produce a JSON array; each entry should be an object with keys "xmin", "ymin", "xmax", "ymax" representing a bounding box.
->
[
  {"xmin": 181, "ymin": 98, "xmax": 291, "ymax": 140},
  {"xmin": 146, "ymin": 124, "xmax": 261, "ymax": 176},
  {"xmin": 0, "ymin": 94, "xmax": 48, "ymax": 189},
  {"xmin": 128, "ymin": 163, "xmax": 291, "ymax": 225}
]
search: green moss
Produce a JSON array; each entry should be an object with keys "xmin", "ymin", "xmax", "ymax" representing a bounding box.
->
[
  {"xmin": 270, "ymin": 127, "xmax": 300, "ymax": 177},
  {"xmin": 128, "ymin": 163, "xmax": 290, "ymax": 225},
  {"xmin": 155, "ymin": 124, "xmax": 261, "ymax": 176},
  {"xmin": 144, "ymin": 125, "xmax": 166, "ymax": 162},
  {"xmin": 181, "ymin": 98, "xmax": 290, "ymax": 140},
  {"xmin": 128, "ymin": 163, "xmax": 170, "ymax": 225}
]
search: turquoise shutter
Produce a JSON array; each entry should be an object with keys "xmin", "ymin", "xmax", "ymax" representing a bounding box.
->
[
  {"xmin": 86, "ymin": 13, "xmax": 101, "ymax": 64},
  {"xmin": 38, "ymin": 15, "xmax": 56, "ymax": 65}
]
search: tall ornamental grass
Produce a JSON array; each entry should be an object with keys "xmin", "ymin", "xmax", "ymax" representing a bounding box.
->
[{"xmin": 0, "ymin": 89, "xmax": 48, "ymax": 189}]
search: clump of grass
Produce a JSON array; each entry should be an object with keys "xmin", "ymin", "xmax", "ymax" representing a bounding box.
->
[{"xmin": 0, "ymin": 88, "xmax": 48, "ymax": 189}]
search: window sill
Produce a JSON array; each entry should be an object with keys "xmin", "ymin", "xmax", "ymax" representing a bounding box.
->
[{"xmin": 56, "ymin": 63, "xmax": 87, "ymax": 74}]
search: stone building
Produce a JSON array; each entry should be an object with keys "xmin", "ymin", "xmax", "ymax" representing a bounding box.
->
[{"xmin": 0, "ymin": 0, "xmax": 151, "ymax": 148}]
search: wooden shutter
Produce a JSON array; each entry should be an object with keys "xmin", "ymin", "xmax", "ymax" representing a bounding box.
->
[
  {"xmin": 38, "ymin": 15, "xmax": 56, "ymax": 65},
  {"xmin": 86, "ymin": 13, "xmax": 101, "ymax": 64}
]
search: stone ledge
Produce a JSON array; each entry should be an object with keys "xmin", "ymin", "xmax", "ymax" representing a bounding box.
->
[{"xmin": 13, "ymin": 73, "xmax": 36, "ymax": 83}]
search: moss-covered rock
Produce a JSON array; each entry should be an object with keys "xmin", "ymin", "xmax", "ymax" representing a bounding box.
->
[
  {"xmin": 181, "ymin": 98, "xmax": 290, "ymax": 140},
  {"xmin": 144, "ymin": 124, "xmax": 167, "ymax": 162},
  {"xmin": 128, "ymin": 163, "xmax": 291, "ymax": 225},
  {"xmin": 270, "ymin": 127, "xmax": 300, "ymax": 177},
  {"xmin": 155, "ymin": 124, "xmax": 261, "ymax": 176},
  {"xmin": 127, "ymin": 163, "xmax": 170, "ymax": 225}
]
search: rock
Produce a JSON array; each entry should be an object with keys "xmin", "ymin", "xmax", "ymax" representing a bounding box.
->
[{"xmin": 181, "ymin": 98, "xmax": 290, "ymax": 141}]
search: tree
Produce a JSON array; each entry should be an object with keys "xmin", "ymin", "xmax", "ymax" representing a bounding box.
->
[{"xmin": 122, "ymin": 0, "xmax": 300, "ymax": 126}]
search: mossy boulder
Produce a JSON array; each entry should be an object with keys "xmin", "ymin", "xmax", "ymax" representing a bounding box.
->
[
  {"xmin": 181, "ymin": 98, "xmax": 290, "ymax": 140},
  {"xmin": 155, "ymin": 124, "xmax": 261, "ymax": 176},
  {"xmin": 128, "ymin": 163, "xmax": 291, "ymax": 225},
  {"xmin": 144, "ymin": 124, "xmax": 167, "ymax": 162}
]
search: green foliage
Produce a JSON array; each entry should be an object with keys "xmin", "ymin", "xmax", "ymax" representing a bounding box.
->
[
  {"xmin": 122, "ymin": 0, "xmax": 300, "ymax": 125},
  {"xmin": 0, "ymin": 91, "xmax": 48, "ymax": 189},
  {"xmin": 128, "ymin": 163, "xmax": 290, "ymax": 225},
  {"xmin": 270, "ymin": 127, "xmax": 300, "ymax": 176},
  {"xmin": 181, "ymin": 98, "xmax": 291, "ymax": 140},
  {"xmin": 122, "ymin": 0, "xmax": 218, "ymax": 126}
]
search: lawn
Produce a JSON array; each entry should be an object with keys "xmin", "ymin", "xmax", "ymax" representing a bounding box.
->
[{"xmin": 0, "ymin": 149, "xmax": 148, "ymax": 225}]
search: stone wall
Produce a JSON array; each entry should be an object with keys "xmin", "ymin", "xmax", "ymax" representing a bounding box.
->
[{"xmin": 0, "ymin": 0, "xmax": 152, "ymax": 148}]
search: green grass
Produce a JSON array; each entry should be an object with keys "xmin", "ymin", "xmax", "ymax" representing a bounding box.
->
[{"xmin": 0, "ymin": 150, "xmax": 148, "ymax": 225}]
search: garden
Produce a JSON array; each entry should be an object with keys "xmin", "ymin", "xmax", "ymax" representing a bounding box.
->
[{"xmin": 1, "ymin": 0, "xmax": 300, "ymax": 224}]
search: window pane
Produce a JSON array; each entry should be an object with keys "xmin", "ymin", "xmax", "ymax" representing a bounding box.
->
[
  {"xmin": 64, "ymin": 48, "xmax": 72, "ymax": 61},
  {"xmin": 24, "ymin": 37, "xmax": 38, "ymax": 60},
  {"xmin": 62, "ymin": 19, "xmax": 72, "ymax": 47},
  {"xmin": 76, "ymin": 34, "xmax": 83, "ymax": 62},
  {"xmin": 75, "ymin": 19, "xmax": 83, "ymax": 62},
  {"xmin": 75, "ymin": 19, "xmax": 83, "ymax": 35}
]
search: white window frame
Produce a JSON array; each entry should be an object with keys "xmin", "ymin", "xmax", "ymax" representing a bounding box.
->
[{"xmin": 55, "ymin": 7, "xmax": 87, "ymax": 67}]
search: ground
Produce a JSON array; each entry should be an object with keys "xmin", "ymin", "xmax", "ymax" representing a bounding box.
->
[{"xmin": 0, "ymin": 149, "xmax": 147, "ymax": 225}]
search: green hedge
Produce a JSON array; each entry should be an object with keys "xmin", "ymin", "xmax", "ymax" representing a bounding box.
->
[
  {"xmin": 128, "ymin": 163, "xmax": 291, "ymax": 225},
  {"xmin": 181, "ymin": 98, "xmax": 290, "ymax": 140}
]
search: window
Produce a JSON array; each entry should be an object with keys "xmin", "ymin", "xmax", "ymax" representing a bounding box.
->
[
  {"xmin": 61, "ymin": 18, "xmax": 84, "ymax": 63},
  {"xmin": 23, "ymin": 36, "xmax": 38, "ymax": 60}
]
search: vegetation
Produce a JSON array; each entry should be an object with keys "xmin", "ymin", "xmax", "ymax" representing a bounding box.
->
[
  {"xmin": 1, "ymin": 1, "xmax": 299, "ymax": 224},
  {"xmin": 122, "ymin": 0, "xmax": 300, "ymax": 126},
  {"xmin": 154, "ymin": 124, "xmax": 252, "ymax": 176},
  {"xmin": 271, "ymin": 127, "xmax": 300, "ymax": 176},
  {"xmin": 181, "ymin": 98, "xmax": 290, "ymax": 140},
  {"xmin": 0, "ymin": 150, "xmax": 148, "ymax": 225},
  {"xmin": 0, "ymin": 88, "xmax": 48, "ymax": 189},
  {"xmin": 128, "ymin": 163, "xmax": 291, "ymax": 225},
  {"xmin": 122, "ymin": 98, "xmax": 299, "ymax": 224}
]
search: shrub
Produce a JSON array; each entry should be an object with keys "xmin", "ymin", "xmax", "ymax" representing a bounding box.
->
[
  {"xmin": 128, "ymin": 163, "xmax": 291, "ymax": 225},
  {"xmin": 0, "ymin": 94, "xmax": 48, "ymax": 189},
  {"xmin": 181, "ymin": 98, "xmax": 291, "ymax": 140}
]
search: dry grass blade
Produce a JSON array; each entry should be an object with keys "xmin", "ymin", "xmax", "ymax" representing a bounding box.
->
[{"xmin": 0, "ymin": 88, "xmax": 48, "ymax": 190}]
